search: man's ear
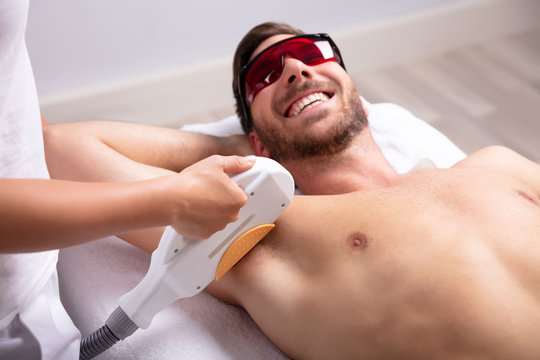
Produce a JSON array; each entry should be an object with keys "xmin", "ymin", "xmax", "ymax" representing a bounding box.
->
[{"xmin": 249, "ymin": 130, "xmax": 271, "ymax": 158}]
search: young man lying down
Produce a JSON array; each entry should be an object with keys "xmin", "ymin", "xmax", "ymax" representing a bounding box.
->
[{"xmin": 43, "ymin": 22, "xmax": 540, "ymax": 360}]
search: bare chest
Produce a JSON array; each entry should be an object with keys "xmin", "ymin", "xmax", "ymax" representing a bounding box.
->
[{"xmin": 247, "ymin": 169, "xmax": 540, "ymax": 359}]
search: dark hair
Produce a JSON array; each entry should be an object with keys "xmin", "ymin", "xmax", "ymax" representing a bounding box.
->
[{"xmin": 233, "ymin": 22, "xmax": 304, "ymax": 134}]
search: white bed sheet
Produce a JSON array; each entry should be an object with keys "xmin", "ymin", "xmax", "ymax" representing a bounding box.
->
[{"xmin": 58, "ymin": 101, "xmax": 466, "ymax": 359}]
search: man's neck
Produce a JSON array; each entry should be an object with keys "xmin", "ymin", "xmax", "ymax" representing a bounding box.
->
[{"xmin": 280, "ymin": 130, "xmax": 399, "ymax": 195}]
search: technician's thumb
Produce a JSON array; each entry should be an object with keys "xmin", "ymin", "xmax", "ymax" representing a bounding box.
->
[{"xmin": 222, "ymin": 155, "xmax": 256, "ymax": 174}]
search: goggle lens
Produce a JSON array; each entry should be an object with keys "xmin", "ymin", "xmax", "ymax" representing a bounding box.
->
[{"xmin": 241, "ymin": 34, "xmax": 343, "ymax": 103}]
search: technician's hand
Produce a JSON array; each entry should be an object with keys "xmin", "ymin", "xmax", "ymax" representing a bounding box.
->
[{"xmin": 168, "ymin": 155, "xmax": 255, "ymax": 239}]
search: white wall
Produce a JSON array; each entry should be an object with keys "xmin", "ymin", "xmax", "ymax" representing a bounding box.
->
[{"xmin": 26, "ymin": 0, "xmax": 457, "ymax": 97}]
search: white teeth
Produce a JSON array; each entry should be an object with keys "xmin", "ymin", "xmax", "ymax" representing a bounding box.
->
[{"xmin": 291, "ymin": 92, "xmax": 329, "ymax": 117}]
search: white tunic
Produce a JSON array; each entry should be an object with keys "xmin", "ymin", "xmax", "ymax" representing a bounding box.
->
[{"xmin": 0, "ymin": 0, "xmax": 79, "ymax": 358}]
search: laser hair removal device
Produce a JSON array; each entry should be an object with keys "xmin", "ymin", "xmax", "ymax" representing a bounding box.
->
[{"xmin": 79, "ymin": 157, "xmax": 295, "ymax": 359}]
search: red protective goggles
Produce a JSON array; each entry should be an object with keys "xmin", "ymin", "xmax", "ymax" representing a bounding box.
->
[{"xmin": 239, "ymin": 33, "xmax": 345, "ymax": 105}]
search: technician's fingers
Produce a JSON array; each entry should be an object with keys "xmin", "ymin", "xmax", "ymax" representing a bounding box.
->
[
  {"xmin": 208, "ymin": 154, "xmax": 255, "ymax": 208},
  {"xmin": 166, "ymin": 155, "xmax": 259, "ymax": 239},
  {"xmin": 219, "ymin": 155, "xmax": 256, "ymax": 175}
]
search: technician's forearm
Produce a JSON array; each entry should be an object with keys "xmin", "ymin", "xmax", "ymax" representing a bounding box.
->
[{"xmin": 0, "ymin": 178, "xmax": 172, "ymax": 253}]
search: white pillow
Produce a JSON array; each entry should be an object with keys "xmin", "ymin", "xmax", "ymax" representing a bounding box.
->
[{"xmin": 182, "ymin": 100, "xmax": 466, "ymax": 173}]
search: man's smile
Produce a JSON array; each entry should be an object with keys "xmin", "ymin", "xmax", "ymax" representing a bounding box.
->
[{"xmin": 285, "ymin": 91, "xmax": 333, "ymax": 118}]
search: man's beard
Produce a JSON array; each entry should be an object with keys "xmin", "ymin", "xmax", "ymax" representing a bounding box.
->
[{"xmin": 254, "ymin": 85, "xmax": 368, "ymax": 162}]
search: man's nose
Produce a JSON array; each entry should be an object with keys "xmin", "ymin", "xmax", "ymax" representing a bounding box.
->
[{"xmin": 281, "ymin": 56, "xmax": 312, "ymax": 86}]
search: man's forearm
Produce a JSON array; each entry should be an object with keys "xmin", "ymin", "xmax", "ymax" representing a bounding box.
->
[{"xmin": 43, "ymin": 121, "xmax": 252, "ymax": 182}]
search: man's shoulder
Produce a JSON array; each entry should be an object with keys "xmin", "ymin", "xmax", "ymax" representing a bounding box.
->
[
  {"xmin": 456, "ymin": 146, "xmax": 517, "ymax": 166},
  {"xmin": 455, "ymin": 146, "xmax": 538, "ymax": 181},
  {"xmin": 473, "ymin": 145, "xmax": 518, "ymax": 158}
]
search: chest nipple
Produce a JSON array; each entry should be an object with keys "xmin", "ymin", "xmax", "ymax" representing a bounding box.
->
[{"xmin": 348, "ymin": 232, "xmax": 368, "ymax": 251}]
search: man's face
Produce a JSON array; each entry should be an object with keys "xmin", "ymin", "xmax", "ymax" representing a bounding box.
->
[{"xmin": 247, "ymin": 34, "xmax": 366, "ymax": 162}]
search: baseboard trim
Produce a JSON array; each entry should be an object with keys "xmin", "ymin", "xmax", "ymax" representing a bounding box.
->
[{"xmin": 40, "ymin": 0, "xmax": 540, "ymax": 126}]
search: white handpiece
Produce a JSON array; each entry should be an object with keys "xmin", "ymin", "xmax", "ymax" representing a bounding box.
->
[{"xmin": 118, "ymin": 157, "xmax": 295, "ymax": 329}]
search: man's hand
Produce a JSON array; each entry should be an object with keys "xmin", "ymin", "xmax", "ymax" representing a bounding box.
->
[{"xmin": 167, "ymin": 155, "xmax": 256, "ymax": 239}]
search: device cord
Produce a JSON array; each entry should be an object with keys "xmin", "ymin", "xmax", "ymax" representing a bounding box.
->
[{"xmin": 79, "ymin": 306, "xmax": 139, "ymax": 360}]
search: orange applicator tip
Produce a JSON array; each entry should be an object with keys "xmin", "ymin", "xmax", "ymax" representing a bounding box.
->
[{"xmin": 215, "ymin": 223, "xmax": 275, "ymax": 281}]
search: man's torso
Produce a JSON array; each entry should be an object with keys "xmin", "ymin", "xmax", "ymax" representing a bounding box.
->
[{"xmin": 208, "ymin": 147, "xmax": 540, "ymax": 360}]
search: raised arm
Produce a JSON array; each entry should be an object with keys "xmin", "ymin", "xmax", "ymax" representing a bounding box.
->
[
  {"xmin": 43, "ymin": 120, "xmax": 253, "ymax": 182},
  {"xmin": 37, "ymin": 120, "xmax": 254, "ymax": 253}
]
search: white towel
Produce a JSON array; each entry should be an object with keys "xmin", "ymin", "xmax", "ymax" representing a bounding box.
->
[
  {"xmin": 58, "ymin": 102, "xmax": 465, "ymax": 359},
  {"xmin": 182, "ymin": 101, "xmax": 466, "ymax": 173},
  {"xmin": 59, "ymin": 238, "xmax": 287, "ymax": 360}
]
